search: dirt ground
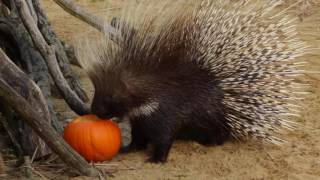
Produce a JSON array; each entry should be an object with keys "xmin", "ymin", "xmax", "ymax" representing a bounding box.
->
[{"xmin": 6, "ymin": 0, "xmax": 320, "ymax": 179}]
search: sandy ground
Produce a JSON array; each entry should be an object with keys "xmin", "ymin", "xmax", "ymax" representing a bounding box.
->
[{"xmin": 8, "ymin": 0, "xmax": 320, "ymax": 179}]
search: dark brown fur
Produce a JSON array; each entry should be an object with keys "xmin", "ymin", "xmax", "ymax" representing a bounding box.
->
[{"xmin": 90, "ymin": 17, "xmax": 231, "ymax": 163}]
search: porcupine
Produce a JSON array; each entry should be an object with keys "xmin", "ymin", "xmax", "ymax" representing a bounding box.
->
[{"xmin": 76, "ymin": 0, "xmax": 307, "ymax": 163}]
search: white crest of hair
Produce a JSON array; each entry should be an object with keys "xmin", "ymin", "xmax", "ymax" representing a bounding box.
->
[
  {"xmin": 129, "ymin": 101, "xmax": 160, "ymax": 118},
  {"xmin": 74, "ymin": 0, "xmax": 308, "ymax": 144}
]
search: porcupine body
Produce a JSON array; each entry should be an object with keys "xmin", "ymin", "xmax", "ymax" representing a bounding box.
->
[{"xmin": 77, "ymin": 0, "xmax": 307, "ymax": 163}]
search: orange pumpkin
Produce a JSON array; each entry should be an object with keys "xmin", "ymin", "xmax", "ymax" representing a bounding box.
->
[{"xmin": 63, "ymin": 114, "xmax": 121, "ymax": 162}]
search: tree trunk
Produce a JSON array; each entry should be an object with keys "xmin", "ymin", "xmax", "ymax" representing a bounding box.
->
[
  {"xmin": 0, "ymin": 4, "xmax": 55, "ymax": 158},
  {"xmin": 0, "ymin": 48, "xmax": 99, "ymax": 176},
  {"xmin": 0, "ymin": 0, "xmax": 119, "ymax": 176},
  {"xmin": 0, "ymin": 0, "xmax": 88, "ymax": 159},
  {"xmin": 32, "ymin": 0, "xmax": 88, "ymax": 102}
]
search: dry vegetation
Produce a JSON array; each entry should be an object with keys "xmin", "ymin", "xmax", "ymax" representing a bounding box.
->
[{"xmin": 1, "ymin": 0, "xmax": 320, "ymax": 179}]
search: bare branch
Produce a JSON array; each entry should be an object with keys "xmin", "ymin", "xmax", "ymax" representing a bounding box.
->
[
  {"xmin": 0, "ymin": 44, "xmax": 51, "ymax": 122},
  {"xmin": 32, "ymin": 0, "xmax": 89, "ymax": 102},
  {"xmin": 14, "ymin": 0, "xmax": 90, "ymax": 115},
  {"xmin": 0, "ymin": 49, "xmax": 99, "ymax": 176},
  {"xmin": 52, "ymin": 0, "xmax": 122, "ymax": 41},
  {"xmin": 26, "ymin": 0, "xmax": 37, "ymax": 23},
  {"xmin": 0, "ymin": 41, "xmax": 52, "ymax": 156},
  {"xmin": 0, "ymin": 1, "xmax": 11, "ymax": 17}
]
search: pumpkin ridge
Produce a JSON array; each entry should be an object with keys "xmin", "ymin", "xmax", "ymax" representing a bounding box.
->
[{"xmin": 90, "ymin": 126, "xmax": 109, "ymax": 161}]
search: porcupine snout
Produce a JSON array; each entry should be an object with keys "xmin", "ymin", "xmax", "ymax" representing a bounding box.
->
[{"xmin": 91, "ymin": 94, "xmax": 125, "ymax": 119}]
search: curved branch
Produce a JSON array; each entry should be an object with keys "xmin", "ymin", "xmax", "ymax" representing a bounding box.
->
[
  {"xmin": 26, "ymin": 0, "xmax": 37, "ymax": 23},
  {"xmin": 0, "ymin": 49, "xmax": 99, "ymax": 177},
  {"xmin": 32, "ymin": 0, "xmax": 89, "ymax": 102},
  {"xmin": 52, "ymin": 0, "xmax": 122, "ymax": 41},
  {"xmin": 1, "ymin": 16, "xmax": 63, "ymax": 156},
  {"xmin": 0, "ymin": 43, "xmax": 51, "ymax": 122},
  {"xmin": 14, "ymin": 0, "xmax": 90, "ymax": 115}
]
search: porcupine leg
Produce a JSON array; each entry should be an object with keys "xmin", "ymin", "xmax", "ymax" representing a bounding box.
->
[
  {"xmin": 212, "ymin": 126, "xmax": 230, "ymax": 145},
  {"xmin": 179, "ymin": 110, "xmax": 230, "ymax": 146},
  {"xmin": 197, "ymin": 124, "xmax": 230, "ymax": 146},
  {"xmin": 146, "ymin": 116, "xmax": 177, "ymax": 163},
  {"xmin": 148, "ymin": 137, "xmax": 174, "ymax": 163},
  {"xmin": 180, "ymin": 126, "xmax": 229, "ymax": 146},
  {"xmin": 121, "ymin": 120, "xmax": 148, "ymax": 153}
]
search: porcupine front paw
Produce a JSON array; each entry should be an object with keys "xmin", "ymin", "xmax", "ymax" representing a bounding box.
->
[{"xmin": 120, "ymin": 121, "xmax": 148, "ymax": 153}]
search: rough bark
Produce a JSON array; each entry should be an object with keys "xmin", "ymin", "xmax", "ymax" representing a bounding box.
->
[
  {"xmin": 0, "ymin": 41, "xmax": 54, "ymax": 158},
  {"xmin": 0, "ymin": 0, "xmax": 89, "ymax": 158},
  {"xmin": 15, "ymin": 0, "xmax": 90, "ymax": 115},
  {"xmin": 32, "ymin": 0, "xmax": 88, "ymax": 101},
  {"xmin": 0, "ymin": 1, "xmax": 57, "ymax": 157},
  {"xmin": 0, "ymin": 107, "xmax": 23, "ymax": 156},
  {"xmin": 0, "ymin": 49, "xmax": 99, "ymax": 177}
]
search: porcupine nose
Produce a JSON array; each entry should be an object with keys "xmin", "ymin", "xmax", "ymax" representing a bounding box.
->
[{"xmin": 96, "ymin": 112, "xmax": 114, "ymax": 119}]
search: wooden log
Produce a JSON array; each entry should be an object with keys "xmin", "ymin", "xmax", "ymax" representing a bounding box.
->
[
  {"xmin": 0, "ymin": 17, "xmax": 55, "ymax": 157},
  {"xmin": 0, "ymin": 49, "xmax": 99, "ymax": 176},
  {"xmin": 14, "ymin": 0, "xmax": 90, "ymax": 115},
  {"xmin": 32, "ymin": 0, "xmax": 88, "ymax": 101},
  {"xmin": 1, "ymin": 0, "xmax": 87, "ymax": 158},
  {"xmin": 0, "ymin": 35, "xmax": 53, "ymax": 157}
]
